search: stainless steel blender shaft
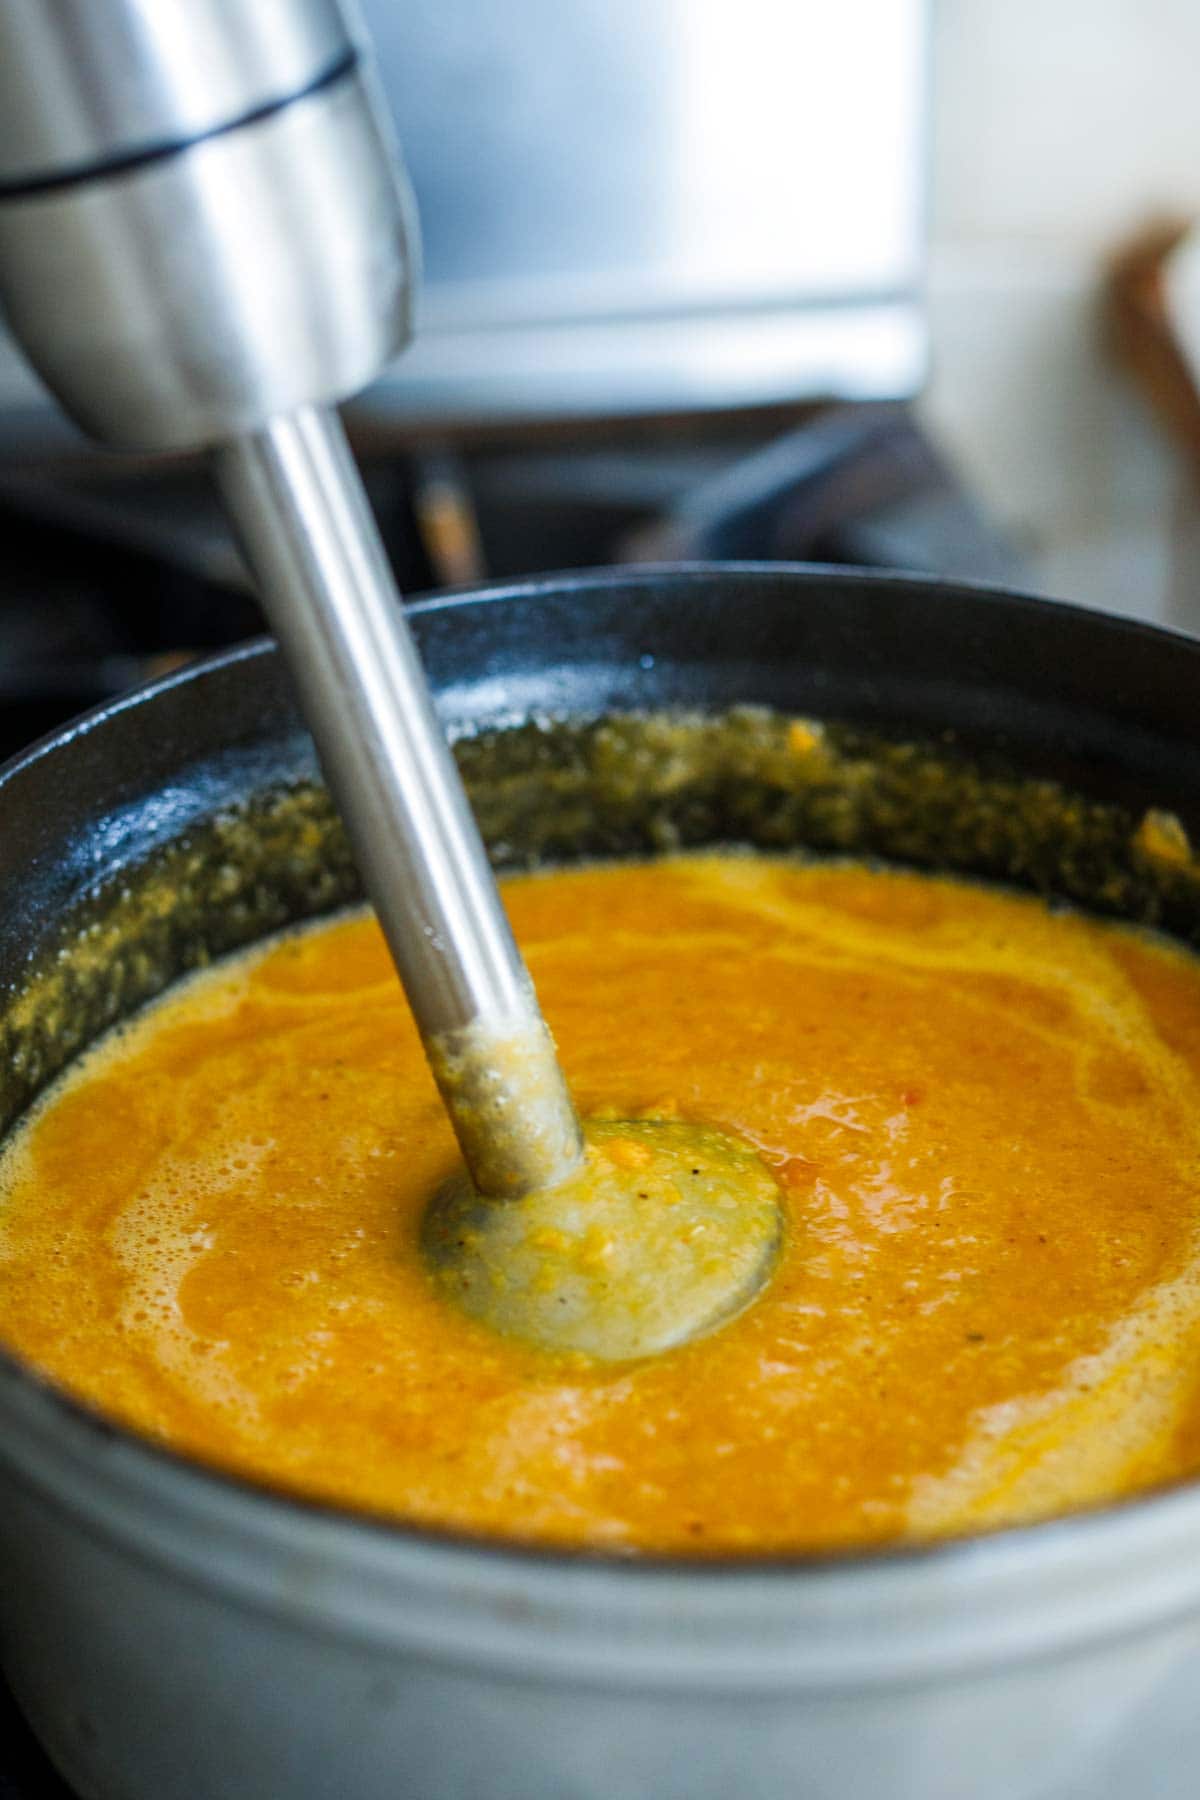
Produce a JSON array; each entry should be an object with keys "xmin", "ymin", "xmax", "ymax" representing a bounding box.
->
[
  {"xmin": 218, "ymin": 408, "xmax": 532, "ymax": 1039},
  {"xmin": 216, "ymin": 408, "xmax": 582, "ymax": 1195}
]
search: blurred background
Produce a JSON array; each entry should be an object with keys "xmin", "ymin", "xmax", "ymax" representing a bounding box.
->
[{"xmin": 0, "ymin": 0, "xmax": 1198, "ymax": 759}]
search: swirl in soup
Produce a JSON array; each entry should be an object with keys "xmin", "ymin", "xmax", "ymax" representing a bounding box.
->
[{"xmin": 3, "ymin": 854, "xmax": 1200, "ymax": 1553}]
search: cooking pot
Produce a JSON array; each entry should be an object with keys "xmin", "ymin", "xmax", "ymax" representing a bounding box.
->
[{"xmin": 3, "ymin": 564, "xmax": 1200, "ymax": 1800}]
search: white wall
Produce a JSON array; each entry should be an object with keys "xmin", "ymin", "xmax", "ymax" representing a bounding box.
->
[{"xmin": 922, "ymin": 0, "xmax": 1200, "ymax": 625}]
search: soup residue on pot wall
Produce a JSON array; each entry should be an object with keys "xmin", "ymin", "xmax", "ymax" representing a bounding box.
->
[{"xmin": 3, "ymin": 852, "xmax": 1200, "ymax": 1554}]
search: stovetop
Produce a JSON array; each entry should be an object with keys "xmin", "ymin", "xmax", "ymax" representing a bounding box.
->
[{"xmin": 0, "ymin": 402, "xmax": 1018, "ymax": 765}]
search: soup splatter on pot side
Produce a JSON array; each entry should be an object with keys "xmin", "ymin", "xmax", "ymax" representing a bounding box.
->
[{"xmin": 3, "ymin": 853, "xmax": 1200, "ymax": 1555}]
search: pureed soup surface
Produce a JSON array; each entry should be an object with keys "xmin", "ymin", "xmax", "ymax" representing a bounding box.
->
[{"xmin": 3, "ymin": 853, "xmax": 1200, "ymax": 1555}]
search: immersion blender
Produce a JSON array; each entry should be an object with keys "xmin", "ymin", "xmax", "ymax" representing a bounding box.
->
[{"xmin": 0, "ymin": 0, "xmax": 780, "ymax": 1360}]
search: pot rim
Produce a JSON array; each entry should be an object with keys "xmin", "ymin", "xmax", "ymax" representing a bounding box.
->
[{"xmin": 5, "ymin": 562, "xmax": 1200, "ymax": 1683}]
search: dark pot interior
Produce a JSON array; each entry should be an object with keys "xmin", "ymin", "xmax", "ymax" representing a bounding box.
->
[{"xmin": 1, "ymin": 563, "xmax": 1199, "ymax": 1145}]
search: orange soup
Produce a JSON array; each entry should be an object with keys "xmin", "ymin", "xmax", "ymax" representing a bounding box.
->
[{"xmin": 4, "ymin": 854, "xmax": 1200, "ymax": 1554}]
